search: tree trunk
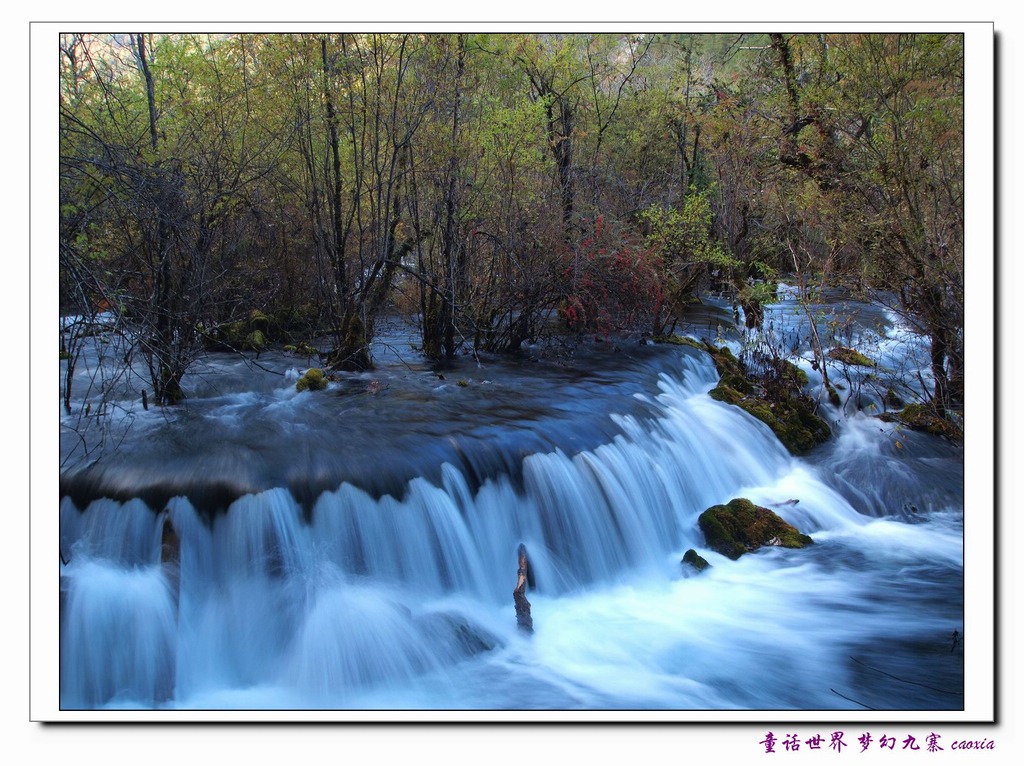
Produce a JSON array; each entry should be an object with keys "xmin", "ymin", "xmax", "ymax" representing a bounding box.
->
[
  {"xmin": 437, "ymin": 33, "xmax": 467, "ymax": 360},
  {"xmin": 136, "ymin": 34, "xmax": 184, "ymax": 405},
  {"xmin": 321, "ymin": 37, "xmax": 348, "ymax": 306}
]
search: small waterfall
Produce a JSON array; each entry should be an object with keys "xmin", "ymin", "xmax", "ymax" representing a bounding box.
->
[
  {"xmin": 60, "ymin": 559, "xmax": 178, "ymax": 708},
  {"xmin": 58, "ymin": 347, "xmax": 964, "ymax": 711}
]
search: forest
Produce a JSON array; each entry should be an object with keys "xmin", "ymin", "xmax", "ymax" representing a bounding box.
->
[{"xmin": 59, "ymin": 31, "xmax": 963, "ymax": 427}]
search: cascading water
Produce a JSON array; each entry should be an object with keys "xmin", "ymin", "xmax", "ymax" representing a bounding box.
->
[{"xmin": 57, "ymin": 308, "xmax": 965, "ymax": 713}]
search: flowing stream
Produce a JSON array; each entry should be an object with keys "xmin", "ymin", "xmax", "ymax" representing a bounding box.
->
[{"xmin": 57, "ymin": 303, "xmax": 965, "ymax": 713}]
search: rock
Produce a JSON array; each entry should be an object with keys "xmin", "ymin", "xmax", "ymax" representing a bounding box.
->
[
  {"xmin": 651, "ymin": 334, "xmax": 704, "ymax": 350},
  {"xmin": 244, "ymin": 329, "xmax": 266, "ymax": 353},
  {"xmin": 417, "ymin": 612, "xmax": 501, "ymax": 657},
  {"xmin": 827, "ymin": 346, "xmax": 875, "ymax": 367},
  {"xmin": 880, "ymin": 403, "xmax": 963, "ymax": 441},
  {"xmin": 285, "ymin": 341, "xmax": 318, "ymax": 357},
  {"xmin": 295, "ymin": 367, "xmax": 328, "ymax": 392},
  {"xmin": 712, "ymin": 359, "xmax": 830, "ymax": 454},
  {"xmin": 698, "ymin": 497, "xmax": 814, "ymax": 560},
  {"xmin": 674, "ymin": 340, "xmax": 831, "ymax": 454},
  {"xmin": 681, "ymin": 548, "xmax": 711, "ymax": 573},
  {"xmin": 248, "ymin": 309, "xmax": 270, "ymax": 333}
]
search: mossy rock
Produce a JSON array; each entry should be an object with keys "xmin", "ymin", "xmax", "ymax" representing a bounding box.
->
[
  {"xmin": 652, "ymin": 334, "xmax": 704, "ymax": 350},
  {"xmin": 826, "ymin": 383, "xmax": 842, "ymax": 407},
  {"xmin": 787, "ymin": 362, "xmax": 809, "ymax": 388},
  {"xmin": 249, "ymin": 309, "xmax": 270, "ymax": 333},
  {"xmin": 284, "ymin": 341, "xmax": 318, "ymax": 357},
  {"xmin": 243, "ymin": 330, "xmax": 266, "ymax": 353},
  {"xmin": 667, "ymin": 338, "xmax": 831, "ymax": 454},
  {"xmin": 708, "ymin": 383, "xmax": 744, "ymax": 406},
  {"xmin": 698, "ymin": 498, "xmax": 814, "ymax": 561},
  {"xmin": 827, "ymin": 346, "xmax": 875, "ymax": 367},
  {"xmin": 681, "ymin": 548, "xmax": 711, "ymax": 573},
  {"xmin": 204, "ymin": 319, "xmax": 246, "ymax": 351},
  {"xmin": 296, "ymin": 367, "xmax": 328, "ymax": 392},
  {"xmin": 881, "ymin": 403, "xmax": 963, "ymax": 441},
  {"xmin": 223, "ymin": 320, "xmax": 245, "ymax": 343},
  {"xmin": 719, "ymin": 370, "xmax": 757, "ymax": 397},
  {"xmin": 743, "ymin": 395, "xmax": 832, "ymax": 454},
  {"xmin": 706, "ymin": 345, "xmax": 830, "ymax": 454}
]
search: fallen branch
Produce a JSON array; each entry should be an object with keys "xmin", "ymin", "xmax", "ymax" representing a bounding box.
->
[
  {"xmin": 849, "ymin": 655, "xmax": 963, "ymax": 696},
  {"xmin": 513, "ymin": 543, "xmax": 533, "ymax": 633},
  {"xmin": 830, "ymin": 688, "xmax": 875, "ymax": 709}
]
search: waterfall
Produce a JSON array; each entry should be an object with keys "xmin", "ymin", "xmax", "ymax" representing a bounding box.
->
[{"xmin": 57, "ymin": 347, "xmax": 964, "ymax": 711}]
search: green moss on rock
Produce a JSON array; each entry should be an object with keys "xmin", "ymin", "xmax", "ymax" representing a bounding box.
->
[
  {"xmin": 681, "ymin": 548, "xmax": 711, "ymax": 572},
  {"xmin": 654, "ymin": 336, "xmax": 831, "ymax": 454},
  {"xmin": 284, "ymin": 341, "xmax": 318, "ymax": 357},
  {"xmin": 703, "ymin": 342, "xmax": 830, "ymax": 454},
  {"xmin": 244, "ymin": 330, "xmax": 266, "ymax": 353},
  {"xmin": 881, "ymin": 402, "xmax": 963, "ymax": 441},
  {"xmin": 826, "ymin": 383, "xmax": 842, "ymax": 407},
  {"xmin": 698, "ymin": 498, "xmax": 814, "ymax": 560},
  {"xmin": 249, "ymin": 309, "xmax": 270, "ymax": 333},
  {"xmin": 827, "ymin": 346, "xmax": 875, "ymax": 367},
  {"xmin": 652, "ymin": 334, "xmax": 704, "ymax": 350},
  {"xmin": 222, "ymin": 320, "xmax": 245, "ymax": 345},
  {"xmin": 751, "ymin": 396, "xmax": 832, "ymax": 454},
  {"xmin": 788, "ymin": 362, "xmax": 809, "ymax": 388},
  {"xmin": 296, "ymin": 367, "xmax": 328, "ymax": 392},
  {"xmin": 708, "ymin": 384, "xmax": 744, "ymax": 406}
]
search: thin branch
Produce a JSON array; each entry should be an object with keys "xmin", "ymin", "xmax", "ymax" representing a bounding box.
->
[
  {"xmin": 830, "ymin": 688, "xmax": 875, "ymax": 709},
  {"xmin": 849, "ymin": 655, "xmax": 963, "ymax": 696}
]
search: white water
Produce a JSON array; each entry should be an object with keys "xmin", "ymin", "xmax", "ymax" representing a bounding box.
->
[{"xmin": 58, "ymin": 347, "xmax": 964, "ymax": 712}]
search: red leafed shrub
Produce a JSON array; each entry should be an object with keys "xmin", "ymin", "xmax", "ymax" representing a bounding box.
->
[{"xmin": 558, "ymin": 217, "xmax": 667, "ymax": 338}]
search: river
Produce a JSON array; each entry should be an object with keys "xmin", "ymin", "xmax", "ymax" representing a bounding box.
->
[{"xmin": 55, "ymin": 296, "xmax": 969, "ymax": 717}]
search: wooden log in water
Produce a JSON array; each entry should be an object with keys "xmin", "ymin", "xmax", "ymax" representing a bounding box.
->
[{"xmin": 513, "ymin": 543, "xmax": 533, "ymax": 633}]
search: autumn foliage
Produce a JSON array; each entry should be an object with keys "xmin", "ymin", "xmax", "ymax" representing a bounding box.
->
[{"xmin": 558, "ymin": 217, "xmax": 665, "ymax": 338}]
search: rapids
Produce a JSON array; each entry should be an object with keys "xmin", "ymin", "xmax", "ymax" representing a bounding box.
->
[{"xmin": 56, "ymin": 302, "xmax": 966, "ymax": 714}]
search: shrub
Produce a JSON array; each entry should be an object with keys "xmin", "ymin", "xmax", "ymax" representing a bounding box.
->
[{"xmin": 558, "ymin": 216, "xmax": 665, "ymax": 337}]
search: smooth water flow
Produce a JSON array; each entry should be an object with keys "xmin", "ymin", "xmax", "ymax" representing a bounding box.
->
[{"xmin": 58, "ymin": 319, "xmax": 964, "ymax": 712}]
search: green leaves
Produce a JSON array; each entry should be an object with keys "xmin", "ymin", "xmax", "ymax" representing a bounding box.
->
[{"xmin": 640, "ymin": 191, "xmax": 739, "ymax": 272}]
